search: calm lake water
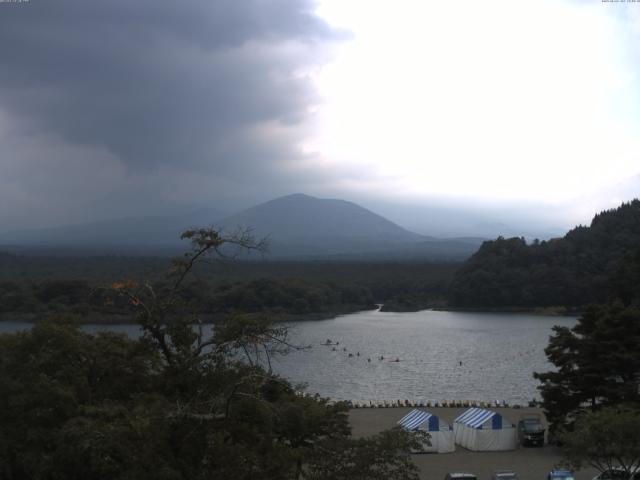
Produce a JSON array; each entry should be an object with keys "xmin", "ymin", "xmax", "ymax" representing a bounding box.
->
[{"xmin": 0, "ymin": 309, "xmax": 576, "ymax": 405}]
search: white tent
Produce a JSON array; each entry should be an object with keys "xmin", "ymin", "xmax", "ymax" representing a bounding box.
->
[
  {"xmin": 453, "ymin": 407, "xmax": 517, "ymax": 451},
  {"xmin": 397, "ymin": 409, "xmax": 455, "ymax": 453}
]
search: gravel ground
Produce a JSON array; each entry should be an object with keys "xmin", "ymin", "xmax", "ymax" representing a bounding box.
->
[{"xmin": 348, "ymin": 406, "xmax": 599, "ymax": 480}]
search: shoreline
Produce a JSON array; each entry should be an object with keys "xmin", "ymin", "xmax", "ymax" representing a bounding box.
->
[
  {"xmin": 0, "ymin": 304, "xmax": 581, "ymax": 325},
  {"xmin": 432, "ymin": 305, "xmax": 583, "ymax": 316},
  {"xmin": 0, "ymin": 305, "xmax": 376, "ymax": 325}
]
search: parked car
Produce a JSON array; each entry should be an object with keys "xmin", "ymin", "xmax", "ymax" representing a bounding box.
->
[
  {"xmin": 491, "ymin": 470, "xmax": 519, "ymax": 480},
  {"xmin": 517, "ymin": 416, "xmax": 545, "ymax": 446},
  {"xmin": 444, "ymin": 473, "xmax": 477, "ymax": 480},
  {"xmin": 547, "ymin": 470, "xmax": 575, "ymax": 480}
]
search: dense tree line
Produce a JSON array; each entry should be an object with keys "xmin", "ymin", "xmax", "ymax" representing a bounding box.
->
[
  {"xmin": 0, "ymin": 229, "xmax": 420, "ymax": 480},
  {"xmin": 534, "ymin": 249, "xmax": 640, "ymax": 435},
  {"xmin": 0, "ymin": 277, "xmax": 375, "ymax": 320},
  {"xmin": 450, "ymin": 200, "xmax": 640, "ymax": 308},
  {"xmin": 183, "ymin": 278, "xmax": 375, "ymax": 316},
  {"xmin": 376, "ymin": 277, "xmax": 450, "ymax": 312},
  {"xmin": 0, "ymin": 252, "xmax": 459, "ymax": 287},
  {"xmin": 0, "ymin": 259, "xmax": 458, "ymax": 318}
]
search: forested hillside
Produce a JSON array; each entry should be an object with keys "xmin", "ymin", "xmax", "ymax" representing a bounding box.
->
[
  {"xmin": 0, "ymin": 277, "xmax": 376, "ymax": 322},
  {"xmin": 0, "ymin": 254, "xmax": 458, "ymax": 320},
  {"xmin": 534, "ymin": 241, "xmax": 640, "ymax": 435},
  {"xmin": 449, "ymin": 200, "xmax": 640, "ymax": 308}
]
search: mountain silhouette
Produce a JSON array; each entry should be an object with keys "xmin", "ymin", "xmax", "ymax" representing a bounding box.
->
[
  {"xmin": 0, "ymin": 194, "xmax": 482, "ymax": 259},
  {"xmin": 216, "ymin": 194, "xmax": 480, "ymax": 259}
]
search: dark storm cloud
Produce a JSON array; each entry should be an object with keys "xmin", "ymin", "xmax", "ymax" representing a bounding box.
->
[{"xmin": 0, "ymin": 0, "xmax": 342, "ymax": 230}]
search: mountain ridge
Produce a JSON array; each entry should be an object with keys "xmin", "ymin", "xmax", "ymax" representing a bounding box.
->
[
  {"xmin": 0, "ymin": 208, "xmax": 226, "ymax": 249},
  {"xmin": 216, "ymin": 193, "xmax": 427, "ymax": 242},
  {"xmin": 0, "ymin": 193, "xmax": 483, "ymax": 260}
]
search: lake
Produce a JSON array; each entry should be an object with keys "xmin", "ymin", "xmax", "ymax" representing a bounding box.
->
[{"xmin": 0, "ymin": 309, "xmax": 576, "ymax": 405}]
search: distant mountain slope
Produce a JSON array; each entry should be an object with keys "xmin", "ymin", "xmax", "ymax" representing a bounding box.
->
[
  {"xmin": 218, "ymin": 193, "xmax": 425, "ymax": 243},
  {"xmin": 0, "ymin": 208, "xmax": 225, "ymax": 251},
  {"xmin": 449, "ymin": 199, "xmax": 640, "ymax": 308},
  {"xmin": 0, "ymin": 193, "xmax": 483, "ymax": 260},
  {"xmin": 216, "ymin": 193, "xmax": 481, "ymax": 259}
]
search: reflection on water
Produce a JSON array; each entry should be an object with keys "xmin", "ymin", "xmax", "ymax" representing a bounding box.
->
[{"xmin": 0, "ymin": 309, "xmax": 575, "ymax": 404}]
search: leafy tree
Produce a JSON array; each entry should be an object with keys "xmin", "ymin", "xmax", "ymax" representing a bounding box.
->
[
  {"xmin": 303, "ymin": 428, "xmax": 420, "ymax": 480},
  {"xmin": 534, "ymin": 301, "xmax": 640, "ymax": 431},
  {"xmin": 0, "ymin": 321, "xmax": 160, "ymax": 480},
  {"xmin": 0, "ymin": 228, "xmax": 419, "ymax": 480},
  {"xmin": 559, "ymin": 407, "xmax": 640, "ymax": 476}
]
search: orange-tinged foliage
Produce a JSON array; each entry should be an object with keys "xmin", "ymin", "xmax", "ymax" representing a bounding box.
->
[{"xmin": 111, "ymin": 280, "xmax": 137, "ymax": 290}]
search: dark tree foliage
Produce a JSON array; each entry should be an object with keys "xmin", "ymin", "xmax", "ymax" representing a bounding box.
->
[
  {"xmin": 0, "ymin": 277, "xmax": 375, "ymax": 320},
  {"xmin": 450, "ymin": 200, "xmax": 640, "ymax": 308},
  {"xmin": 0, "ymin": 322, "xmax": 160, "ymax": 480},
  {"xmin": 0, "ymin": 250, "xmax": 459, "ymax": 317},
  {"xmin": 304, "ymin": 429, "xmax": 420, "ymax": 480},
  {"xmin": 0, "ymin": 228, "xmax": 419, "ymax": 480},
  {"xmin": 534, "ymin": 250, "xmax": 640, "ymax": 433},
  {"xmin": 609, "ymin": 249, "xmax": 640, "ymax": 307},
  {"xmin": 534, "ymin": 302, "xmax": 640, "ymax": 430},
  {"xmin": 559, "ymin": 407, "xmax": 640, "ymax": 475},
  {"xmin": 33, "ymin": 280, "xmax": 92, "ymax": 305},
  {"xmin": 193, "ymin": 277, "xmax": 375, "ymax": 315}
]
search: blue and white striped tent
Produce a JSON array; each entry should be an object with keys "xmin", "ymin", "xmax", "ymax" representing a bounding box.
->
[
  {"xmin": 397, "ymin": 409, "xmax": 455, "ymax": 453},
  {"xmin": 453, "ymin": 408, "xmax": 516, "ymax": 451}
]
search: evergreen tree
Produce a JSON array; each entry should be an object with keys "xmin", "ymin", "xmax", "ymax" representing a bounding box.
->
[
  {"xmin": 534, "ymin": 302, "xmax": 640, "ymax": 430},
  {"xmin": 450, "ymin": 200, "xmax": 640, "ymax": 308}
]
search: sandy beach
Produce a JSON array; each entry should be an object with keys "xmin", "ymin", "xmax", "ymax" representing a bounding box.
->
[{"xmin": 349, "ymin": 406, "xmax": 599, "ymax": 480}]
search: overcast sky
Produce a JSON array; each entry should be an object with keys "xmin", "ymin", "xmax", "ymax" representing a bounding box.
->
[{"xmin": 1, "ymin": 0, "xmax": 638, "ymax": 235}]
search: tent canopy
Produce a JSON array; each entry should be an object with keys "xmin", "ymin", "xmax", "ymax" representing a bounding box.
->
[
  {"xmin": 398, "ymin": 409, "xmax": 444, "ymax": 431},
  {"xmin": 454, "ymin": 407, "xmax": 511, "ymax": 429},
  {"xmin": 453, "ymin": 407, "xmax": 516, "ymax": 451},
  {"xmin": 397, "ymin": 409, "xmax": 455, "ymax": 453}
]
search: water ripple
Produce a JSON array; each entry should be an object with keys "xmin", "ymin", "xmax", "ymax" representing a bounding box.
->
[{"xmin": 273, "ymin": 309, "xmax": 576, "ymax": 404}]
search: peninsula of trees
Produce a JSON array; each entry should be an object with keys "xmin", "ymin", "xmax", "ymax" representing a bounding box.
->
[{"xmin": 449, "ymin": 200, "xmax": 640, "ymax": 310}]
